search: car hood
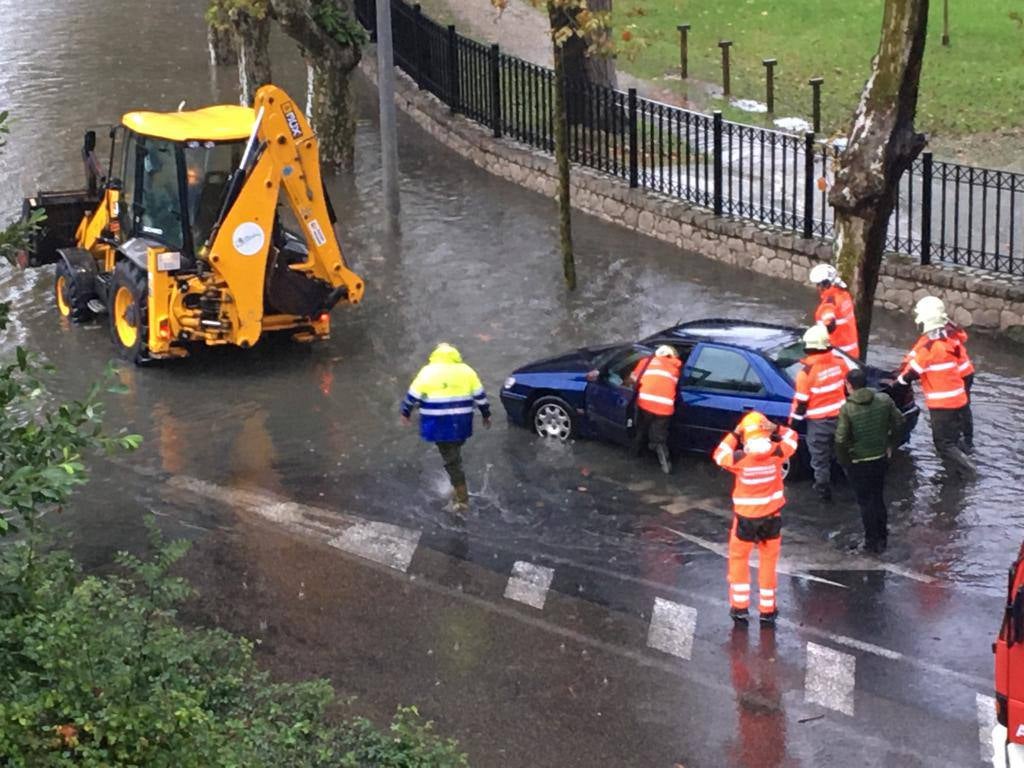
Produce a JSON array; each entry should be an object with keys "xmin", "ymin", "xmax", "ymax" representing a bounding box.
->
[{"xmin": 512, "ymin": 345, "xmax": 615, "ymax": 375}]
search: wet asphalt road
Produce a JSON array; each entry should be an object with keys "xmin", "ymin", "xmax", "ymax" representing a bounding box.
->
[{"xmin": 3, "ymin": 1, "xmax": 1024, "ymax": 765}]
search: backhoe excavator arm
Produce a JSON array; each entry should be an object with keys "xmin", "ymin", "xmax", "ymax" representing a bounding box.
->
[{"xmin": 202, "ymin": 84, "xmax": 364, "ymax": 347}]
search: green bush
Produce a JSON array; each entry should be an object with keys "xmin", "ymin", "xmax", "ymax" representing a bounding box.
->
[{"xmin": 0, "ymin": 527, "xmax": 468, "ymax": 767}]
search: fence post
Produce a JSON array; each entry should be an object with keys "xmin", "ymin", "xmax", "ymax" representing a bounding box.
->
[
  {"xmin": 489, "ymin": 44, "xmax": 502, "ymax": 138},
  {"xmin": 920, "ymin": 151, "xmax": 933, "ymax": 265},
  {"xmin": 447, "ymin": 25, "xmax": 459, "ymax": 114},
  {"xmin": 412, "ymin": 4, "xmax": 425, "ymax": 89},
  {"xmin": 628, "ymin": 88, "xmax": 639, "ymax": 188},
  {"xmin": 803, "ymin": 132, "xmax": 815, "ymax": 238},
  {"xmin": 676, "ymin": 24, "xmax": 690, "ymax": 80},
  {"xmin": 712, "ymin": 111, "xmax": 723, "ymax": 216}
]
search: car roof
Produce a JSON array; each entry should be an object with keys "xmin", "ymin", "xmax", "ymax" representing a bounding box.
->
[
  {"xmin": 652, "ymin": 319, "xmax": 801, "ymax": 352},
  {"xmin": 121, "ymin": 105, "xmax": 255, "ymax": 142}
]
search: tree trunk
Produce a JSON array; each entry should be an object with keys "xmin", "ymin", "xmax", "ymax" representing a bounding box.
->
[
  {"xmin": 560, "ymin": 0, "xmax": 616, "ymax": 127},
  {"xmin": 234, "ymin": 12, "xmax": 273, "ymax": 104},
  {"xmin": 270, "ymin": 0, "xmax": 362, "ymax": 171},
  {"xmin": 311, "ymin": 57, "xmax": 358, "ymax": 170},
  {"xmin": 552, "ymin": 42, "xmax": 577, "ymax": 290},
  {"xmin": 829, "ymin": 0, "xmax": 928, "ymax": 358},
  {"xmin": 207, "ymin": 24, "xmax": 237, "ymax": 66}
]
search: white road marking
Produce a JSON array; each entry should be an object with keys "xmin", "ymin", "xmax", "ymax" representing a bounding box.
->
[
  {"xmin": 805, "ymin": 642, "xmax": 856, "ymax": 716},
  {"xmin": 163, "ymin": 473, "xmax": 986, "ymax": 690},
  {"xmin": 646, "ymin": 597, "xmax": 698, "ymax": 661},
  {"xmin": 503, "ymin": 561, "xmax": 555, "ymax": 609},
  {"xmin": 978, "ymin": 693, "xmax": 997, "ymax": 764},
  {"xmin": 327, "ymin": 521, "xmax": 421, "ymax": 573},
  {"xmin": 169, "ymin": 476, "xmax": 420, "ymax": 572}
]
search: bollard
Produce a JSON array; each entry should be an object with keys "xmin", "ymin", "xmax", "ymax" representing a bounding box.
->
[
  {"xmin": 809, "ymin": 76, "xmax": 824, "ymax": 134},
  {"xmin": 942, "ymin": 0, "xmax": 950, "ymax": 46},
  {"xmin": 762, "ymin": 58, "xmax": 777, "ymax": 114},
  {"xmin": 677, "ymin": 24, "xmax": 691, "ymax": 80},
  {"xmin": 719, "ymin": 40, "xmax": 733, "ymax": 97}
]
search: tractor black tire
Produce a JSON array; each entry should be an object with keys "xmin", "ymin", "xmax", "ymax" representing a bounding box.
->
[
  {"xmin": 54, "ymin": 259, "xmax": 93, "ymax": 323},
  {"xmin": 109, "ymin": 260, "xmax": 149, "ymax": 364}
]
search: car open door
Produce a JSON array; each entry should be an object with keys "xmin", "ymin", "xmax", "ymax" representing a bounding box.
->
[
  {"xmin": 679, "ymin": 342, "xmax": 773, "ymax": 452},
  {"xmin": 584, "ymin": 344, "xmax": 652, "ymax": 446}
]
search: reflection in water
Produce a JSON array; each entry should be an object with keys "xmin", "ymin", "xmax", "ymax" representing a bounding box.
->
[
  {"xmin": 0, "ymin": 0, "xmax": 1022, "ymax": 596},
  {"xmin": 727, "ymin": 627, "xmax": 788, "ymax": 768}
]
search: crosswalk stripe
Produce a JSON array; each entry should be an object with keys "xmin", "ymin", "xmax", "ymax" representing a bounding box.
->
[
  {"xmin": 647, "ymin": 597, "xmax": 698, "ymax": 661},
  {"xmin": 504, "ymin": 561, "xmax": 555, "ymax": 609},
  {"xmin": 327, "ymin": 520, "xmax": 421, "ymax": 572},
  {"xmin": 978, "ymin": 693, "xmax": 997, "ymax": 764},
  {"xmin": 805, "ymin": 642, "xmax": 856, "ymax": 716}
]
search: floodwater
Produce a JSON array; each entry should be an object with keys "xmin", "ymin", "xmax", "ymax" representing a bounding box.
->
[{"xmin": 2, "ymin": 0, "xmax": 1024, "ymax": 632}]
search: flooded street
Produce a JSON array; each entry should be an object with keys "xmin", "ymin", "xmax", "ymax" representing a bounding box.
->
[{"xmin": 3, "ymin": 1, "xmax": 1024, "ymax": 765}]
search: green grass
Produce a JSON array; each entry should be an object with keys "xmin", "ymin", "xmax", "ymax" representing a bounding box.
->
[{"xmin": 615, "ymin": 0, "xmax": 1024, "ymax": 138}]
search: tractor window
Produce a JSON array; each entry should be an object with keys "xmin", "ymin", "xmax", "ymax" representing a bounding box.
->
[
  {"xmin": 138, "ymin": 138, "xmax": 183, "ymax": 250},
  {"xmin": 184, "ymin": 141, "xmax": 243, "ymax": 249}
]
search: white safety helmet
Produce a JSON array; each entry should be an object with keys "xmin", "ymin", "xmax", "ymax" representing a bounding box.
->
[
  {"xmin": 655, "ymin": 345, "xmax": 679, "ymax": 358},
  {"xmin": 745, "ymin": 436, "xmax": 774, "ymax": 457},
  {"xmin": 920, "ymin": 313, "xmax": 949, "ymax": 334},
  {"xmin": 802, "ymin": 324, "xmax": 830, "ymax": 351},
  {"xmin": 809, "ymin": 263, "xmax": 838, "ymax": 286},
  {"xmin": 913, "ymin": 295, "xmax": 946, "ymax": 326}
]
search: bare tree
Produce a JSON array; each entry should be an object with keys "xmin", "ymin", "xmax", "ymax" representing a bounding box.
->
[{"xmin": 829, "ymin": 0, "xmax": 929, "ymax": 357}]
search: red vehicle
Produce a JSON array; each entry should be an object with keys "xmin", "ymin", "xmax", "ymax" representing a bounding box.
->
[{"xmin": 994, "ymin": 542, "xmax": 1024, "ymax": 767}]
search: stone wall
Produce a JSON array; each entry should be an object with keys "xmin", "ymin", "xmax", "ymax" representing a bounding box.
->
[{"xmin": 360, "ymin": 57, "xmax": 1024, "ymax": 338}]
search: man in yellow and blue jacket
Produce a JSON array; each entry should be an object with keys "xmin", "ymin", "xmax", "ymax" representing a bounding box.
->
[{"xmin": 401, "ymin": 343, "xmax": 490, "ymax": 510}]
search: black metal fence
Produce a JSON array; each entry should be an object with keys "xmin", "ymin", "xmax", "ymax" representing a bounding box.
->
[{"xmin": 355, "ymin": 0, "xmax": 1024, "ymax": 279}]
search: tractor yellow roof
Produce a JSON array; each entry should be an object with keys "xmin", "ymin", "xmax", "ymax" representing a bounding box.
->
[{"xmin": 121, "ymin": 104, "xmax": 256, "ymax": 142}]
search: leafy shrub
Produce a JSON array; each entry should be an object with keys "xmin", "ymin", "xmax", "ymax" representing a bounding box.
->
[{"xmin": 0, "ymin": 527, "xmax": 468, "ymax": 767}]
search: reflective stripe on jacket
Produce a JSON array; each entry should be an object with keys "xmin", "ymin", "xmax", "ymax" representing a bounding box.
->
[
  {"xmin": 815, "ymin": 286, "xmax": 860, "ymax": 358},
  {"xmin": 898, "ymin": 333, "xmax": 968, "ymax": 410},
  {"xmin": 401, "ymin": 347, "xmax": 490, "ymax": 442},
  {"xmin": 790, "ymin": 351, "xmax": 851, "ymax": 421},
  {"xmin": 632, "ymin": 355, "xmax": 682, "ymax": 416},
  {"xmin": 713, "ymin": 425, "xmax": 798, "ymax": 518}
]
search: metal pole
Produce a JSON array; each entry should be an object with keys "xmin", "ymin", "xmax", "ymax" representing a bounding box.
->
[
  {"xmin": 921, "ymin": 152, "xmax": 934, "ymax": 264},
  {"xmin": 718, "ymin": 40, "xmax": 732, "ymax": 97},
  {"xmin": 677, "ymin": 24, "xmax": 690, "ymax": 80},
  {"xmin": 809, "ymin": 76, "xmax": 824, "ymax": 134},
  {"xmin": 802, "ymin": 132, "xmax": 815, "ymax": 238},
  {"xmin": 942, "ymin": 0, "xmax": 950, "ymax": 46},
  {"xmin": 763, "ymin": 58, "xmax": 777, "ymax": 114},
  {"xmin": 628, "ymin": 88, "xmax": 638, "ymax": 188},
  {"xmin": 376, "ymin": 0, "xmax": 401, "ymax": 222},
  {"xmin": 712, "ymin": 111, "xmax": 723, "ymax": 216}
]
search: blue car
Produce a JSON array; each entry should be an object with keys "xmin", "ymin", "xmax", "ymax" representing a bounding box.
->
[{"xmin": 499, "ymin": 319, "xmax": 919, "ymax": 477}]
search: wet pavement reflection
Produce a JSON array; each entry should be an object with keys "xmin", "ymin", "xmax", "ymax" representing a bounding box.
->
[{"xmin": 2, "ymin": 1, "xmax": 1023, "ymax": 764}]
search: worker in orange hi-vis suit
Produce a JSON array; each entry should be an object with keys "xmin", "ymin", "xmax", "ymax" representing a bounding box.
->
[{"xmin": 713, "ymin": 413, "xmax": 799, "ymax": 626}]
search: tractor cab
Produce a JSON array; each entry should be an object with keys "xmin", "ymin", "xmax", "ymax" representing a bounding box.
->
[{"xmin": 117, "ymin": 106, "xmax": 251, "ymax": 262}]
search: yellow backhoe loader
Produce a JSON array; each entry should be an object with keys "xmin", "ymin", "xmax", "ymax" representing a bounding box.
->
[{"xmin": 20, "ymin": 84, "xmax": 364, "ymax": 363}]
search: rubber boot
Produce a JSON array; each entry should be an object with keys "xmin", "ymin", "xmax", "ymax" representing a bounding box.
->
[
  {"xmin": 729, "ymin": 607, "xmax": 749, "ymax": 624},
  {"xmin": 655, "ymin": 445, "xmax": 672, "ymax": 475},
  {"xmin": 759, "ymin": 610, "xmax": 778, "ymax": 626},
  {"xmin": 453, "ymin": 483, "xmax": 469, "ymax": 511}
]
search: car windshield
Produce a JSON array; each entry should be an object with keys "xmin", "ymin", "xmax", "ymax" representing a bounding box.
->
[{"xmin": 766, "ymin": 340, "xmax": 859, "ymax": 384}]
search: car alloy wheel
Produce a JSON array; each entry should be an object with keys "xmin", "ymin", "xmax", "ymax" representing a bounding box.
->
[{"xmin": 533, "ymin": 399, "xmax": 573, "ymax": 441}]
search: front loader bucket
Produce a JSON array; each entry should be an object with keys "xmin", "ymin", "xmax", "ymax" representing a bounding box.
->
[{"xmin": 20, "ymin": 189, "xmax": 98, "ymax": 267}]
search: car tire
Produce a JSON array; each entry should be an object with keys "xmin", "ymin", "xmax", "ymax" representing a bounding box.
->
[
  {"xmin": 530, "ymin": 396, "xmax": 576, "ymax": 442},
  {"xmin": 781, "ymin": 447, "xmax": 810, "ymax": 481}
]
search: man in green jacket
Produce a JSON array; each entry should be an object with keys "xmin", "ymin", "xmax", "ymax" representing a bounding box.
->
[{"xmin": 835, "ymin": 367, "xmax": 906, "ymax": 554}]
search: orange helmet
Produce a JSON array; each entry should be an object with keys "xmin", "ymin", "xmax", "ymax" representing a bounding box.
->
[{"xmin": 737, "ymin": 410, "xmax": 774, "ymax": 442}]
